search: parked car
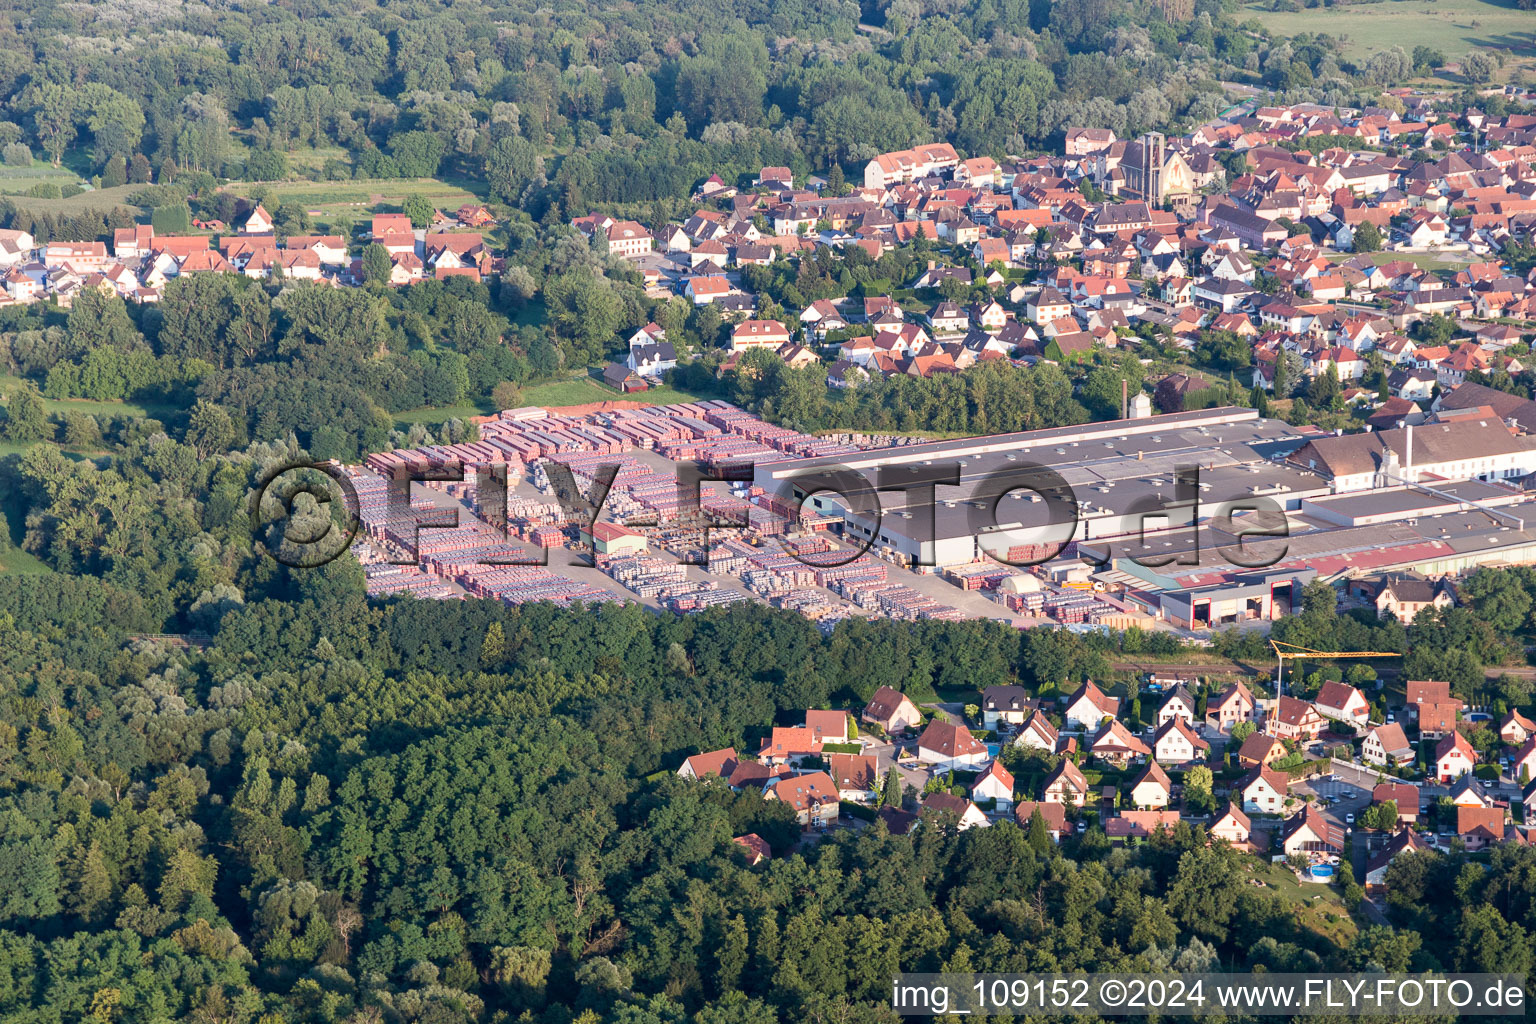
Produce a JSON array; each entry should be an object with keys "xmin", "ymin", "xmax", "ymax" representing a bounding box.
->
[{"xmin": 1345, "ymin": 812, "xmax": 1356, "ymax": 825}]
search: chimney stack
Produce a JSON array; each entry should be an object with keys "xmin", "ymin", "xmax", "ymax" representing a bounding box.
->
[{"xmin": 1122, "ymin": 378, "xmax": 1129, "ymax": 420}]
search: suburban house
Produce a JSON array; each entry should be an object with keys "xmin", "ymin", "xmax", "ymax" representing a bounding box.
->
[
  {"xmin": 733, "ymin": 833, "xmax": 770, "ymax": 865},
  {"xmin": 1238, "ymin": 732, "xmax": 1288, "ymax": 769},
  {"xmin": 1236, "ymin": 767, "xmax": 1289, "ymax": 815},
  {"xmin": 1043, "ymin": 759, "xmax": 1090, "ymax": 805},
  {"xmin": 684, "ymin": 275, "xmax": 730, "ymax": 303},
  {"xmin": 971, "ymin": 760, "xmax": 1015, "ymax": 811},
  {"xmin": 863, "ymin": 686, "xmax": 922, "ymax": 733},
  {"xmin": 1266, "ymin": 696, "xmax": 1326, "ymax": 742},
  {"xmin": 1371, "ymin": 782, "xmax": 1420, "ymax": 825},
  {"xmin": 677, "ymin": 748, "xmax": 739, "ymax": 780},
  {"xmin": 730, "ymin": 319, "xmax": 793, "ymax": 351},
  {"xmin": 1156, "ymin": 686, "xmax": 1198, "ymax": 727},
  {"xmin": 602, "ymin": 220, "xmax": 654, "ymax": 259},
  {"xmin": 917, "ymin": 720, "xmax": 989, "ymax": 771},
  {"xmin": 1457, "ymin": 805, "xmax": 1507, "ymax": 851},
  {"xmin": 1014, "ymin": 801, "xmax": 1068, "ymax": 841},
  {"xmin": 1434, "ymin": 730, "xmax": 1477, "ymax": 783},
  {"xmin": 1206, "ymin": 683, "xmax": 1255, "ymax": 733},
  {"xmin": 805, "ymin": 709, "xmax": 849, "ymax": 745},
  {"xmin": 826, "ymin": 753, "xmax": 879, "ymax": 802},
  {"xmin": 1152, "ymin": 718, "xmax": 1210, "ymax": 765},
  {"xmin": 1509, "ymin": 737, "xmax": 1536, "ymax": 783},
  {"xmin": 1376, "ymin": 576, "xmax": 1455, "ymax": 621},
  {"xmin": 1499, "ymin": 709, "xmax": 1536, "ymax": 746},
  {"xmin": 763, "ymin": 771, "xmax": 840, "ymax": 828},
  {"xmin": 759, "ymin": 726, "xmax": 822, "ymax": 765},
  {"xmin": 1365, "ymin": 830, "xmax": 1428, "ymax": 890},
  {"xmin": 1014, "ymin": 710, "xmax": 1060, "ymax": 752},
  {"xmin": 921, "ymin": 791, "xmax": 990, "ymax": 830},
  {"xmin": 1313, "ymin": 681, "xmax": 1370, "ymax": 726},
  {"xmin": 1105, "ymin": 810, "xmax": 1181, "ymax": 841},
  {"xmin": 1417, "ymin": 700, "xmax": 1462, "ymax": 740},
  {"xmin": 981, "ymin": 685, "xmax": 1036, "ymax": 730},
  {"xmin": 627, "ymin": 341, "xmax": 677, "ymax": 376},
  {"xmin": 1210, "ymin": 804, "xmax": 1253, "ymax": 847},
  {"xmin": 1129, "ymin": 760, "xmax": 1172, "ymax": 809},
  {"xmin": 1362, "ymin": 723, "xmax": 1415, "ymax": 767},
  {"xmin": 1090, "ymin": 719, "xmax": 1151, "ymax": 766},
  {"xmin": 241, "ymin": 204, "xmax": 274, "ymax": 235},
  {"xmin": 1279, "ymin": 804, "xmax": 1344, "ymax": 856},
  {"xmin": 1447, "ymin": 775, "xmax": 1492, "ymax": 808},
  {"xmin": 1065, "ymin": 680, "xmax": 1121, "ymax": 730}
]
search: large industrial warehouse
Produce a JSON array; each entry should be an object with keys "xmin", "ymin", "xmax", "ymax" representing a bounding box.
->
[{"xmin": 752, "ymin": 405, "xmax": 1536, "ymax": 628}]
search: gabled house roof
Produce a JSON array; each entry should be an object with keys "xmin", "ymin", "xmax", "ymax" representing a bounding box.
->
[
  {"xmin": 918, "ymin": 720, "xmax": 986, "ymax": 759},
  {"xmin": 1044, "ymin": 758, "xmax": 1089, "ymax": 794}
]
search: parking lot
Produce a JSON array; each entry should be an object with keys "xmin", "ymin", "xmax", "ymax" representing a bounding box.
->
[{"xmin": 1291, "ymin": 773, "xmax": 1375, "ymax": 827}]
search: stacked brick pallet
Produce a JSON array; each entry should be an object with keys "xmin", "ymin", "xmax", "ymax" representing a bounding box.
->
[
  {"xmin": 363, "ymin": 564, "xmax": 456, "ymax": 599},
  {"xmin": 417, "ymin": 524, "xmax": 534, "ymax": 574},
  {"xmin": 603, "ymin": 556, "xmax": 690, "ymax": 599},
  {"xmin": 944, "ymin": 562, "xmax": 1022, "ymax": 591},
  {"xmin": 1045, "ymin": 593, "xmax": 1099, "ymax": 623},
  {"xmin": 455, "ymin": 564, "xmax": 616, "ymax": 606},
  {"xmin": 668, "ymin": 589, "xmax": 749, "ymax": 613},
  {"xmin": 1004, "ymin": 591, "xmax": 1047, "ymax": 615}
]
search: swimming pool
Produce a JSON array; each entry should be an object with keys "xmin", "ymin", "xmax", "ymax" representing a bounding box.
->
[{"xmin": 1309, "ymin": 864, "xmax": 1335, "ymax": 881}]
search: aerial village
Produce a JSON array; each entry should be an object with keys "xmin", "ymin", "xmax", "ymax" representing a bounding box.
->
[
  {"xmin": 673, "ymin": 670, "xmax": 1536, "ymax": 903},
  {"xmin": 7, "ymin": 82, "xmax": 1536, "ymax": 933},
  {"xmin": 0, "ymin": 202, "xmax": 498, "ymax": 304},
  {"xmin": 294, "ymin": 89, "xmax": 1536, "ymax": 636}
]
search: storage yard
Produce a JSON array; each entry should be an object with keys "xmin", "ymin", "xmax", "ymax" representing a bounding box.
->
[{"xmin": 343, "ymin": 401, "xmax": 1536, "ymax": 632}]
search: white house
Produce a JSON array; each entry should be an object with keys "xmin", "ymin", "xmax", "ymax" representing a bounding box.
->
[
  {"xmin": 1156, "ymin": 686, "xmax": 1198, "ymax": 728},
  {"xmin": 1237, "ymin": 767, "xmax": 1289, "ymax": 815},
  {"xmin": 1434, "ymin": 731, "xmax": 1476, "ymax": 783},
  {"xmin": 916, "ymin": 720, "xmax": 988, "ymax": 771},
  {"xmin": 1013, "ymin": 710, "xmax": 1060, "ymax": 752},
  {"xmin": 1313, "ymin": 681, "xmax": 1370, "ymax": 727},
  {"xmin": 1153, "ymin": 718, "xmax": 1210, "ymax": 765},
  {"xmin": 1064, "ymin": 681, "xmax": 1120, "ymax": 731},
  {"xmin": 1129, "ymin": 760, "xmax": 1171, "ymax": 809},
  {"xmin": 970, "ymin": 760, "xmax": 1015, "ymax": 811},
  {"xmin": 1361, "ymin": 723, "xmax": 1415, "ymax": 767}
]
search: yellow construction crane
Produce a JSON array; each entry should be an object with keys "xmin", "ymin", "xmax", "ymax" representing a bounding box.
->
[{"xmin": 1269, "ymin": 640, "xmax": 1402, "ymax": 698}]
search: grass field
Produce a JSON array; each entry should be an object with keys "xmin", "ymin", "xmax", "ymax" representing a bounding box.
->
[
  {"xmin": 0, "ymin": 161, "xmax": 85, "ymax": 197},
  {"xmin": 217, "ymin": 176, "xmax": 484, "ymax": 232},
  {"xmin": 1, "ymin": 182, "xmax": 144, "ymax": 214},
  {"xmin": 0, "ymin": 374, "xmax": 170, "ymax": 422},
  {"xmin": 1243, "ymin": 0, "xmax": 1536, "ymax": 61},
  {"xmin": 1326, "ymin": 250, "xmax": 1474, "ymax": 272}
]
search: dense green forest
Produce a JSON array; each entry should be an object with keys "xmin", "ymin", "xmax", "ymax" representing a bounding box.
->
[{"xmin": 0, "ymin": 0, "xmax": 1385, "ymax": 202}]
